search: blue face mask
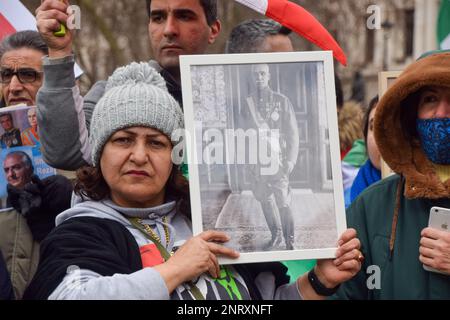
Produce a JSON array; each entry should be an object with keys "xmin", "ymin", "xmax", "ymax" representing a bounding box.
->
[{"xmin": 416, "ymin": 118, "xmax": 450, "ymax": 165}]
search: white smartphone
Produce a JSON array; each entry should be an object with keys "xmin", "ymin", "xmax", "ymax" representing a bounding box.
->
[{"xmin": 423, "ymin": 207, "xmax": 450, "ymax": 274}]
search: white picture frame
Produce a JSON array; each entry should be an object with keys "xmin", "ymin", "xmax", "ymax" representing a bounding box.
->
[{"xmin": 180, "ymin": 51, "xmax": 346, "ymax": 264}]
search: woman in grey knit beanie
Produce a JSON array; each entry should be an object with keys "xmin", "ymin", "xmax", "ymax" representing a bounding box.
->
[{"xmin": 24, "ymin": 62, "xmax": 362, "ymax": 301}]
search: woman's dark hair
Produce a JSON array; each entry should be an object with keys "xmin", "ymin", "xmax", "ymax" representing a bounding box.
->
[
  {"xmin": 145, "ymin": 0, "xmax": 217, "ymax": 26},
  {"xmin": 75, "ymin": 165, "xmax": 191, "ymax": 218},
  {"xmin": 363, "ymin": 95, "xmax": 379, "ymax": 144},
  {"xmin": 0, "ymin": 30, "xmax": 48, "ymax": 60}
]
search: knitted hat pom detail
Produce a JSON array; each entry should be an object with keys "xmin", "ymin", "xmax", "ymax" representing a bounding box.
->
[{"xmin": 105, "ymin": 62, "xmax": 168, "ymax": 92}]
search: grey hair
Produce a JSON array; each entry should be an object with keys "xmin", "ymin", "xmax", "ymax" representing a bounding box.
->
[
  {"xmin": 226, "ymin": 19, "xmax": 292, "ymax": 54},
  {"xmin": 4, "ymin": 151, "xmax": 34, "ymax": 172},
  {"xmin": 0, "ymin": 30, "xmax": 48, "ymax": 61}
]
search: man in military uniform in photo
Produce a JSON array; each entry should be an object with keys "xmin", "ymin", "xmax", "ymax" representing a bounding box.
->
[
  {"xmin": 0, "ymin": 113, "xmax": 22, "ymax": 148},
  {"xmin": 244, "ymin": 63, "xmax": 299, "ymax": 250}
]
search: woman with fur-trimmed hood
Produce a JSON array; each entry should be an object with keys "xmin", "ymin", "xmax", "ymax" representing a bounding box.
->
[{"xmin": 331, "ymin": 50, "xmax": 450, "ymax": 300}]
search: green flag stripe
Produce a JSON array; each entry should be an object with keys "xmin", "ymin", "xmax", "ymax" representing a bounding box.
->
[{"xmin": 438, "ymin": 0, "xmax": 450, "ymax": 48}]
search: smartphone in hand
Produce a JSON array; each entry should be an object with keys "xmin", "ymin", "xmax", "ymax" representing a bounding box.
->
[{"xmin": 423, "ymin": 207, "xmax": 450, "ymax": 274}]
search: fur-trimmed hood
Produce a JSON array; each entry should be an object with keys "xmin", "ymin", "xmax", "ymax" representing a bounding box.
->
[{"xmin": 374, "ymin": 51, "xmax": 450, "ymax": 199}]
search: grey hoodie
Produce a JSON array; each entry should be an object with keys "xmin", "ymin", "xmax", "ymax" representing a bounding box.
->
[{"xmin": 48, "ymin": 200, "xmax": 302, "ymax": 300}]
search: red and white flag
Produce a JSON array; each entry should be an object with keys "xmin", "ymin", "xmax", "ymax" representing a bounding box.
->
[
  {"xmin": 235, "ymin": 0, "xmax": 347, "ymax": 66},
  {"xmin": 0, "ymin": 0, "xmax": 37, "ymax": 40},
  {"xmin": 0, "ymin": 0, "xmax": 83, "ymax": 77}
]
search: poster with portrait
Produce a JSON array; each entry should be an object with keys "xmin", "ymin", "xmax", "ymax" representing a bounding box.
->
[
  {"xmin": 0, "ymin": 105, "xmax": 56, "ymax": 211},
  {"xmin": 180, "ymin": 51, "xmax": 346, "ymax": 264}
]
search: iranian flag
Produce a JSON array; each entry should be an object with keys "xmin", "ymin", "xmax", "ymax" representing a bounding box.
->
[
  {"xmin": 235, "ymin": 0, "xmax": 347, "ymax": 65},
  {"xmin": 438, "ymin": 0, "xmax": 450, "ymax": 50},
  {"xmin": 0, "ymin": 0, "xmax": 83, "ymax": 77}
]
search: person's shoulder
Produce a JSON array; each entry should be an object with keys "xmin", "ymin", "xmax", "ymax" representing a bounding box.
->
[
  {"xmin": 362, "ymin": 174, "xmax": 400, "ymax": 194},
  {"xmin": 42, "ymin": 174, "xmax": 72, "ymax": 185},
  {"xmin": 53, "ymin": 214, "xmax": 128, "ymax": 240},
  {"xmin": 347, "ymin": 174, "xmax": 400, "ymax": 216}
]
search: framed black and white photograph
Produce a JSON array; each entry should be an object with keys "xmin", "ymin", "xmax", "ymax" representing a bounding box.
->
[{"xmin": 180, "ymin": 51, "xmax": 346, "ymax": 264}]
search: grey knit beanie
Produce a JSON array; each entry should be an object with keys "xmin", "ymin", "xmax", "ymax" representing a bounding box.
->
[{"xmin": 90, "ymin": 62, "xmax": 184, "ymax": 167}]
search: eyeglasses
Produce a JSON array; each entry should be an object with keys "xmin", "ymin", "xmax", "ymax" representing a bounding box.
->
[{"xmin": 0, "ymin": 68, "xmax": 43, "ymax": 84}]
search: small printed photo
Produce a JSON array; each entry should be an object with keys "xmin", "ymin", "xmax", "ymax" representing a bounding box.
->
[
  {"xmin": 180, "ymin": 51, "xmax": 346, "ymax": 264},
  {"xmin": 0, "ymin": 106, "xmax": 53, "ymax": 210},
  {"xmin": 0, "ymin": 105, "xmax": 39, "ymax": 149}
]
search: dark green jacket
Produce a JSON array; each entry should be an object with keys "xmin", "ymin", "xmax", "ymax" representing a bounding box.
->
[{"xmin": 332, "ymin": 175, "xmax": 450, "ymax": 300}]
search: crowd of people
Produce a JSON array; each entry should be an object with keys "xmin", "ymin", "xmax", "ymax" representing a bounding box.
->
[{"xmin": 0, "ymin": 0, "xmax": 448, "ymax": 300}]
